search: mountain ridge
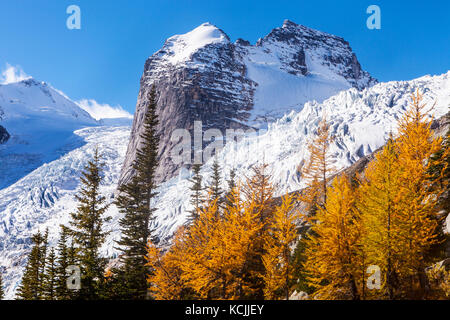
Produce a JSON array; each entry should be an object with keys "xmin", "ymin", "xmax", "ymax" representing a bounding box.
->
[
  {"xmin": 119, "ymin": 20, "xmax": 376, "ymax": 187},
  {"xmin": 0, "ymin": 78, "xmax": 99, "ymax": 189}
]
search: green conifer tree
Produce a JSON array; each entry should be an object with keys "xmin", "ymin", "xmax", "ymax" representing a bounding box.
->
[
  {"xmin": 39, "ymin": 229, "xmax": 49, "ymax": 296},
  {"xmin": 188, "ymin": 163, "xmax": 204, "ymax": 223},
  {"xmin": 227, "ymin": 168, "xmax": 236, "ymax": 191},
  {"xmin": 55, "ymin": 226, "xmax": 70, "ymax": 300},
  {"xmin": 114, "ymin": 85, "xmax": 160, "ymax": 300},
  {"xmin": 224, "ymin": 168, "xmax": 237, "ymax": 207},
  {"xmin": 17, "ymin": 230, "xmax": 47, "ymax": 300},
  {"xmin": 0, "ymin": 270, "xmax": 4, "ymax": 300},
  {"xmin": 66, "ymin": 147, "xmax": 110, "ymax": 300},
  {"xmin": 44, "ymin": 248, "xmax": 57, "ymax": 300},
  {"xmin": 207, "ymin": 157, "xmax": 223, "ymax": 208}
]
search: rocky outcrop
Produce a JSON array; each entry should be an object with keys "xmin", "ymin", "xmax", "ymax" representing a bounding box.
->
[
  {"xmin": 289, "ymin": 290, "xmax": 309, "ymax": 300},
  {"xmin": 0, "ymin": 125, "xmax": 9, "ymax": 144},
  {"xmin": 254, "ymin": 20, "xmax": 375, "ymax": 88},
  {"xmin": 119, "ymin": 20, "xmax": 377, "ymax": 186}
]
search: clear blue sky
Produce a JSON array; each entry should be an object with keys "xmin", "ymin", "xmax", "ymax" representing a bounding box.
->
[{"xmin": 1, "ymin": 0, "xmax": 449, "ymax": 114}]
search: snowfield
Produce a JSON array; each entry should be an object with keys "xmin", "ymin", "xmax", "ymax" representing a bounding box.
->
[{"xmin": 0, "ymin": 71, "xmax": 449, "ymax": 299}]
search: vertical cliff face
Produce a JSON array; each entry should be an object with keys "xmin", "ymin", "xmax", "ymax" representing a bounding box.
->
[
  {"xmin": 119, "ymin": 20, "xmax": 377, "ymax": 186},
  {"xmin": 119, "ymin": 23, "xmax": 257, "ymax": 185}
]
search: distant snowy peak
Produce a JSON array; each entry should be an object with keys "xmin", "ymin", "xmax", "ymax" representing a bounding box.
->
[
  {"xmin": 0, "ymin": 78, "xmax": 98, "ymax": 189},
  {"xmin": 0, "ymin": 78, "xmax": 96, "ymax": 127}
]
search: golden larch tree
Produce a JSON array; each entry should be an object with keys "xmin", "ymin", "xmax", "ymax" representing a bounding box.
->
[
  {"xmin": 299, "ymin": 114, "xmax": 335, "ymax": 214},
  {"xmin": 304, "ymin": 175, "xmax": 362, "ymax": 300},
  {"xmin": 262, "ymin": 193, "xmax": 299, "ymax": 300},
  {"xmin": 394, "ymin": 90, "xmax": 444, "ymax": 297},
  {"xmin": 146, "ymin": 227, "xmax": 189, "ymax": 300},
  {"xmin": 358, "ymin": 138, "xmax": 408, "ymax": 299},
  {"xmin": 179, "ymin": 189, "xmax": 263, "ymax": 299}
]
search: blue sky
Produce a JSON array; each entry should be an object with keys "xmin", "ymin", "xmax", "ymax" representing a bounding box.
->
[{"xmin": 0, "ymin": 0, "xmax": 449, "ymax": 114}]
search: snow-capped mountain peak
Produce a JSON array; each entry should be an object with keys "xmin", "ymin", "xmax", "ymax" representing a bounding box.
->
[
  {"xmin": 159, "ymin": 22, "xmax": 230, "ymax": 66},
  {"xmin": 0, "ymin": 78, "xmax": 96, "ymax": 125},
  {"xmin": 254, "ymin": 19, "xmax": 376, "ymax": 89},
  {"xmin": 0, "ymin": 78, "xmax": 98, "ymax": 189},
  {"xmin": 120, "ymin": 20, "xmax": 376, "ymax": 186}
]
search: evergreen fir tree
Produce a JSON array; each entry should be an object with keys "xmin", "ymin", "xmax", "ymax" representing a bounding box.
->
[
  {"xmin": 66, "ymin": 147, "xmax": 110, "ymax": 300},
  {"xmin": 227, "ymin": 168, "xmax": 236, "ymax": 191},
  {"xmin": 188, "ymin": 163, "xmax": 204, "ymax": 223},
  {"xmin": 66, "ymin": 239, "xmax": 78, "ymax": 299},
  {"xmin": 291, "ymin": 233, "xmax": 313, "ymax": 295},
  {"xmin": 56, "ymin": 226, "xmax": 70, "ymax": 300},
  {"xmin": 68, "ymin": 240, "xmax": 77, "ymax": 267},
  {"xmin": 224, "ymin": 168, "xmax": 237, "ymax": 207},
  {"xmin": 0, "ymin": 270, "xmax": 4, "ymax": 300},
  {"xmin": 207, "ymin": 157, "xmax": 223, "ymax": 208},
  {"xmin": 44, "ymin": 248, "xmax": 57, "ymax": 300},
  {"xmin": 114, "ymin": 85, "xmax": 161, "ymax": 300},
  {"xmin": 17, "ymin": 230, "xmax": 47, "ymax": 300},
  {"xmin": 39, "ymin": 229, "xmax": 49, "ymax": 296}
]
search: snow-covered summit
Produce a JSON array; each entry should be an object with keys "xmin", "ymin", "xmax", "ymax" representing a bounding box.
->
[
  {"xmin": 0, "ymin": 78, "xmax": 98, "ymax": 189},
  {"xmin": 0, "ymin": 78, "xmax": 96, "ymax": 125},
  {"xmin": 254, "ymin": 19, "xmax": 375, "ymax": 89},
  {"xmin": 162, "ymin": 22, "xmax": 230, "ymax": 65}
]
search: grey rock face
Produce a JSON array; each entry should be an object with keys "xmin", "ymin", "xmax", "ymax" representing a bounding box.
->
[
  {"xmin": 119, "ymin": 27, "xmax": 256, "ymax": 185},
  {"xmin": 119, "ymin": 20, "xmax": 377, "ymax": 187},
  {"xmin": 0, "ymin": 125, "xmax": 9, "ymax": 144}
]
